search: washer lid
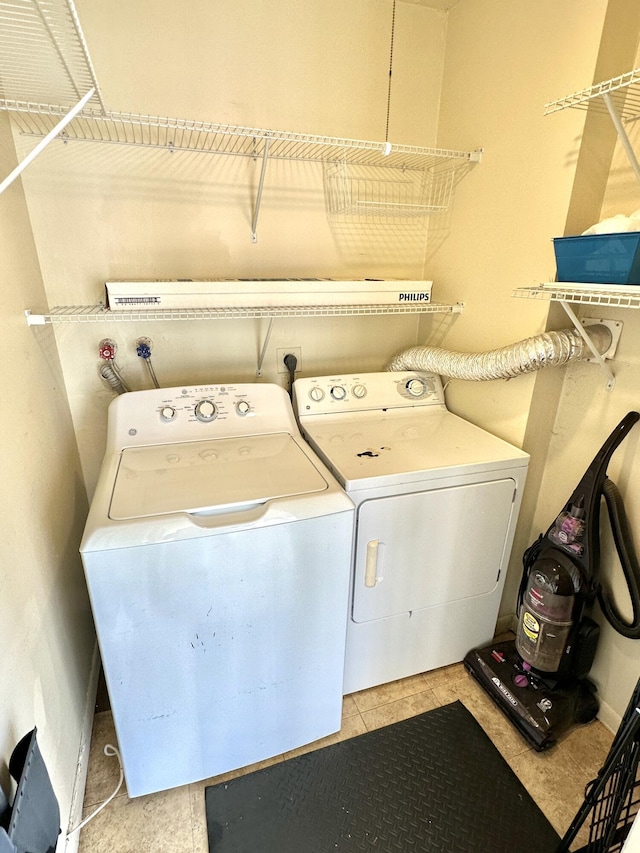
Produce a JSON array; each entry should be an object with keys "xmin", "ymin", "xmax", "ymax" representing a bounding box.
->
[{"xmin": 109, "ymin": 432, "xmax": 328, "ymax": 519}]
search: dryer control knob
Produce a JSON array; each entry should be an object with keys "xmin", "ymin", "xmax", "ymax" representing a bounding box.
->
[
  {"xmin": 406, "ymin": 378, "xmax": 427, "ymax": 397},
  {"xmin": 330, "ymin": 385, "xmax": 347, "ymax": 401},
  {"xmin": 309, "ymin": 387, "xmax": 325, "ymax": 402},
  {"xmin": 236, "ymin": 400, "xmax": 251, "ymax": 416},
  {"xmin": 352, "ymin": 384, "xmax": 367, "ymax": 399},
  {"xmin": 160, "ymin": 406, "xmax": 176, "ymax": 422},
  {"xmin": 195, "ymin": 399, "xmax": 217, "ymax": 422}
]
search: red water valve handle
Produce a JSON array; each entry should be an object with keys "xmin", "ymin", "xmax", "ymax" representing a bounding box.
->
[{"xmin": 99, "ymin": 341, "xmax": 116, "ymax": 361}]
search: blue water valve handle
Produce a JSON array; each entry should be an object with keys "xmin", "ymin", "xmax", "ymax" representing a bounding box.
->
[{"xmin": 136, "ymin": 341, "xmax": 151, "ymax": 359}]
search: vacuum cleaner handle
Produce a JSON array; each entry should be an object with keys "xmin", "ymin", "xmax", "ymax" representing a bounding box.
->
[
  {"xmin": 586, "ymin": 412, "xmax": 640, "ymax": 481},
  {"xmin": 546, "ymin": 411, "xmax": 640, "ymax": 589}
]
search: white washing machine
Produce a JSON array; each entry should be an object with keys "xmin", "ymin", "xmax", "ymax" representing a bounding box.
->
[
  {"xmin": 80, "ymin": 383, "xmax": 354, "ymax": 797},
  {"xmin": 293, "ymin": 371, "xmax": 530, "ymax": 695}
]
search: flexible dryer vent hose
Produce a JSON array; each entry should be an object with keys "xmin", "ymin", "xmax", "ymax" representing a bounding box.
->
[{"xmin": 386, "ymin": 325, "xmax": 612, "ymax": 382}]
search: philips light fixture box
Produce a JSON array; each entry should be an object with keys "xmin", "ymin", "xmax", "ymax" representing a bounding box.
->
[{"xmin": 105, "ymin": 279, "xmax": 433, "ymax": 310}]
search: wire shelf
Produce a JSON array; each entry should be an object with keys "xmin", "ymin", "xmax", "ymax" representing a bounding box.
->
[
  {"xmin": 544, "ymin": 66, "xmax": 640, "ymax": 122},
  {"xmin": 0, "ymin": 0, "xmax": 103, "ymax": 110},
  {"xmin": 25, "ymin": 302, "xmax": 464, "ymax": 325},
  {"xmin": 2, "ymin": 98, "xmax": 480, "ymax": 170},
  {"xmin": 513, "ymin": 283, "xmax": 640, "ymax": 309}
]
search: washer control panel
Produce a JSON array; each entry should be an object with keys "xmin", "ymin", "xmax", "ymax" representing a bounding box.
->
[
  {"xmin": 106, "ymin": 383, "xmax": 299, "ymax": 449},
  {"xmin": 294, "ymin": 371, "xmax": 445, "ymax": 417}
]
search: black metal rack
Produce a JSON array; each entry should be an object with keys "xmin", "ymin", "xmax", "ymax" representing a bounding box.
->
[{"xmin": 558, "ymin": 678, "xmax": 640, "ymax": 852}]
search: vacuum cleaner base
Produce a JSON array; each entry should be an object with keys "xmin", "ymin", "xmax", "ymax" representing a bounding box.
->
[{"xmin": 464, "ymin": 640, "xmax": 599, "ymax": 751}]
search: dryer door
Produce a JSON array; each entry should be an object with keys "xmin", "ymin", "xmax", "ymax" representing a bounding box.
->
[{"xmin": 352, "ymin": 478, "xmax": 516, "ymax": 623}]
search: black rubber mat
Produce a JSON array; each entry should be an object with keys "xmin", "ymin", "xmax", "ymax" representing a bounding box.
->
[{"xmin": 205, "ymin": 701, "xmax": 561, "ymax": 852}]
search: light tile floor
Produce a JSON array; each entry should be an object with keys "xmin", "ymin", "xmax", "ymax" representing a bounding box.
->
[{"xmin": 76, "ymin": 663, "xmax": 615, "ymax": 852}]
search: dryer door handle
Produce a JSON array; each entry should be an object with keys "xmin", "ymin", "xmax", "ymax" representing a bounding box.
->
[{"xmin": 365, "ymin": 539, "xmax": 381, "ymax": 588}]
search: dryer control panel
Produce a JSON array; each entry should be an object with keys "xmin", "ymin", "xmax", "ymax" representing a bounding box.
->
[{"xmin": 294, "ymin": 371, "xmax": 445, "ymax": 417}]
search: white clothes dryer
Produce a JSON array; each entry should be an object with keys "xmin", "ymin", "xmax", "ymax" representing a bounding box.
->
[
  {"xmin": 80, "ymin": 383, "xmax": 354, "ymax": 797},
  {"xmin": 293, "ymin": 371, "xmax": 530, "ymax": 696}
]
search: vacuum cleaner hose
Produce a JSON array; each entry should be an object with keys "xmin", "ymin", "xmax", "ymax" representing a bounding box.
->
[
  {"xmin": 386, "ymin": 325, "xmax": 612, "ymax": 381},
  {"xmin": 598, "ymin": 478, "xmax": 640, "ymax": 639}
]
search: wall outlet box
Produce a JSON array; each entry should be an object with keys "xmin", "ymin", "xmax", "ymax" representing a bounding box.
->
[{"xmin": 277, "ymin": 348, "xmax": 302, "ymax": 374}]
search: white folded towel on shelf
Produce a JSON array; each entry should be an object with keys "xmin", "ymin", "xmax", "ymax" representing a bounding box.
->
[{"xmin": 582, "ymin": 210, "xmax": 640, "ymax": 235}]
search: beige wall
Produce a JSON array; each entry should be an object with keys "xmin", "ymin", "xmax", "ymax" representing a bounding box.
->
[
  {"xmin": 0, "ymin": 114, "xmax": 95, "ymax": 843},
  {"xmin": 425, "ymin": 0, "xmax": 610, "ymax": 442}
]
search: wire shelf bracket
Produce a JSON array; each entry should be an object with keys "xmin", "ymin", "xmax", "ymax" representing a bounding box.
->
[
  {"xmin": 251, "ymin": 138, "xmax": 270, "ymax": 243},
  {"xmin": 603, "ymin": 91, "xmax": 640, "ymax": 186},
  {"xmin": 512, "ymin": 284, "xmax": 628, "ymax": 391},
  {"xmin": 560, "ymin": 301, "xmax": 617, "ymax": 391}
]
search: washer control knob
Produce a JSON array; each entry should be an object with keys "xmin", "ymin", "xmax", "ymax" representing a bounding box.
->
[
  {"xmin": 330, "ymin": 385, "xmax": 347, "ymax": 401},
  {"xmin": 406, "ymin": 378, "xmax": 427, "ymax": 398},
  {"xmin": 352, "ymin": 384, "xmax": 367, "ymax": 399},
  {"xmin": 195, "ymin": 399, "xmax": 217, "ymax": 422},
  {"xmin": 236, "ymin": 400, "xmax": 251, "ymax": 416},
  {"xmin": 309, "ymin": 387, "xmax": 325, "ymax": 402},
  {"xmin": 160, "ymin": 406, "xmax": 176, "ymax": 422}
]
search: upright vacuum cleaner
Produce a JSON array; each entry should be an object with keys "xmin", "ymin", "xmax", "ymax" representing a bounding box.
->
[{"xmin": 465, "ymin": 412, "xmax": 640, "ymax": 750}]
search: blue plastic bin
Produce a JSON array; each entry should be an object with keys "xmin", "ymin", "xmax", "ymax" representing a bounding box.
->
[{"xmin": 553, "ymin": 233, "xmax": 640, "ymax": 284}]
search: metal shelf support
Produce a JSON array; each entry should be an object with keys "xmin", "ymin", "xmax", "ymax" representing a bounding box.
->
[
  {"xmin": 558, "ymin": 300, "xmax": 616, "ymax": 391},
  {"xmin": 545, "ymin": 66, "xmax": 640, "ymax": 188},
  {"xmin": 256, "ymin": 317, "xmax": 275, "ymax": 377},
  {"xmin": 251, "ymin": 137, "xmax": 271, "ymax": 244},
  {"xmin": 512, "ymin": 285, "xmax": 627, "ymax": 391},
  {"xmin": 602, "ymin": 92, "xmax": 640, "ymax": 187}
]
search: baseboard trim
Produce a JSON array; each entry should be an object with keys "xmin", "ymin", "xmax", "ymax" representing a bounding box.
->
[
  {"xmin": 495, "ymin": 613, "xmax": 517, "ymax": 636},
  {"xmin": 61, "ymin": 642, "xmax": 100, "ymax": 853},
  {"xmin": 596, "ymin": 697, "xmax": 621, "ymax": 736}
]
